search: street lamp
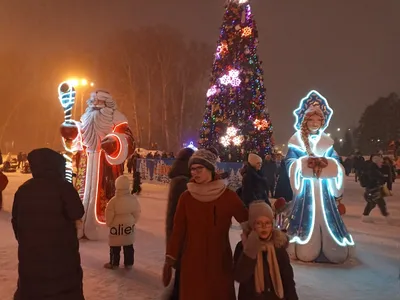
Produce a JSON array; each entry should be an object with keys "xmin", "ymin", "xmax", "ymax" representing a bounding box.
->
[{"xmin": 65, "ymin": 78, "xmax": 95, "ymax": 117}]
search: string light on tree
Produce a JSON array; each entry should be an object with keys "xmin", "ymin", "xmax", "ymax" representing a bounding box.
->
[{"xmin": 219, "ymin": 69, "xmax": 241, "ymax": 86}]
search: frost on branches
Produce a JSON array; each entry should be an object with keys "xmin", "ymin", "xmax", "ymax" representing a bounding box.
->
[{"xmin": 199, "ymin": 1, "xmax": 274, "ymax": 162}]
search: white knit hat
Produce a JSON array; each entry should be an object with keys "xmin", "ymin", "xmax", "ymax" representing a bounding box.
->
[{"xmin": 248, "ymin": 153, "xmax": 262, "ymax": 167}]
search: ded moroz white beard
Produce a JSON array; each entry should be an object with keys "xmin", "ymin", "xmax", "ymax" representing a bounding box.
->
[{"xmin": 81, "ymin": 106, "xmax": 115, "ymax": 152}]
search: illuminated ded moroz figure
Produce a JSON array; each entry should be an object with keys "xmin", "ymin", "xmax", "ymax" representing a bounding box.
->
[
  {"xmin": 61, "ymin": 90, "xmax": 134, "ymax": 240},
  {"xmin": 285, "ymin": 90, "xmax": 354, "ymax": 263}
]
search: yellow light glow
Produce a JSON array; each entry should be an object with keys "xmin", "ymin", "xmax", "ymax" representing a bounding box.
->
[
  {"xmin": 81, "ymin": 79, "xmax": 88, "ymax": 86},
  {"xmin": 67, "ymin": 79, "xmax": 79, "ymax": 87},
  {"xmin": 90, "ymin": 82, "xmax": 95, "ymax": 87}
]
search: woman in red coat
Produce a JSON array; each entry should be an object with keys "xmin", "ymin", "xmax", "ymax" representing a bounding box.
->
[
  {"xmin": 162, "ymin": 148, "xmax": 248, "ymax": 300},
  {"xmin": 0, "ymin": 170, "xmax": 8, "ymax": 211}
]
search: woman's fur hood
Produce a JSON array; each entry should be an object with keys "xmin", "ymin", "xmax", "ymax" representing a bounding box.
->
[{"xmin": 240, "ymin": 221, "xmax": 289, "ymax": 249}]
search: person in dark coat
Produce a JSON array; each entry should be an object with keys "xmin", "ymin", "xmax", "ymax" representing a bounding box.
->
[
  {"xmin": 11, "ymin": 148, "xmax": 85, "ymax": 300},
  {"xmin": 165, "ymin": 147, "xmax": 194, "ymax": 300},
  {"xmin": 0, "ymin": 170, "xmax": 8, "ymax": 211},
  {"xmin": 362, "ymin": 155, "xmax": 391, "ymax": 224},
  {"xmin": 261, "ymin": 155, "xmax": 277, "ymax": 198},
  {"xmin": 274, "ymin": 159, "xmax": 293, "ymax": 202},
  {"xmin": 233, "ymin": 201, "xmax": 298, "ymax": 300},
  {"xmin": 242, "ymin": 154, "xmax": 270, "ymax": 207},
  {"xmin": 381, "ymin": 157, "xmax": 395, "ymax": 191},
  {"xmin": 353, "ymin": 153, "xmax": 365, "ymax": 182}
]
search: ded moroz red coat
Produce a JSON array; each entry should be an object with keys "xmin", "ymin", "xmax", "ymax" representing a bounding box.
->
[{"xmin": 166, "ymin": 179, "xmax": 248, "ymax": 300}]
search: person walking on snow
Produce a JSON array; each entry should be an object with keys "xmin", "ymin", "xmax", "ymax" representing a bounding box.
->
[
  {"xmin": 164, "ymin": 147, "xmax": 195, "ymax": 300},
  {"xmin": 104, "ymin": 175, "xmax": 141, "ymax": 269},
  {"xmin": 362, "ymin": 155, "xmax": 391, "ymax": 224}
]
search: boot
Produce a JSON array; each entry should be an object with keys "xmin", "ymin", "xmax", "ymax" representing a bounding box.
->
[
  {"xmin": 361, "ymin": 215, "xmax": 374, "ymax": 223},
  {"xmin": 103, "ymin": 263, "xmax": 118, "ymax": 270}
]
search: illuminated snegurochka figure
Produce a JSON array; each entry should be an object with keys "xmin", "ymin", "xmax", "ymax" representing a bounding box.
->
[
  {"xmin": 285, "ymin": 90, "xmax": 354, "ymax": 264},
  {"xmin": 61, "ymin": 90, "xmax": 134, "ymax": 240}
]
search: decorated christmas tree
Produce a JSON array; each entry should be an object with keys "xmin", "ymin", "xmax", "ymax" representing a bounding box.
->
[{"xmin": 198, "ymin": 0, "xmax": 274, "ymax": 161}]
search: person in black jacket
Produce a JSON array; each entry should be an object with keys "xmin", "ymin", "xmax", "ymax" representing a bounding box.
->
[
  {"xmin": 381, "ymin": 157, "xmax": 395, "ymax": 191},
  {"xmin": 242, "ymin": 153, "xmax": 269, "ymax": 207},
  {"xmin": 273, "ymin": 159, "xmax": 293, "ymax": 202},
  {"xmin": 353, "ymin": 153, "xmax": 365, "ymax": 182},
  {"xmin": 164, "ymin": 147, "xmax": 194, "ymax": 300},
  {"xmin": 362, "ymin": 155, "xmax": 391, "ymax": 223},
  {"xmin": 12, "ymin": 148, "xmax": 85, "ymax": 300},
  {"xmin": 261, "ymin": 155, "xmax": 277, "ymax": 198}
]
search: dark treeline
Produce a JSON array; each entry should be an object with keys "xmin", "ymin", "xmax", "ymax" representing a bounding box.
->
[{"xmin": 0, "ymin": 25, "xmax": 213, "ymax": 153}]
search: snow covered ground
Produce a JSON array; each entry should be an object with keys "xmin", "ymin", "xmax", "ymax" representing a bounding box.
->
[{"xmin": 0, "ymin": 172, "xmax": 399, "ymax": 300}]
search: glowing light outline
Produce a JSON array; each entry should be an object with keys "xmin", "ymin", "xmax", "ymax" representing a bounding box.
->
[
  {"xmin": 293, "ymin": 90, "xmax": 333, "ymax": 133},
  {"xmin": 93, "ymin": 151, "xmax": 105, "ymax": 225},
  {"xmin": 58, "ymin": 81, "xmax": 79, "ymax": 182},
  {"xmin": 289, "ymin": 175, "xmax": 316, "ymax": 245},
  {"xmin": 319, "ymin": 178, "xmax": 355, "ymax": 246},
  {"xmin": 104, "ymin": 133, "xmax": 128, "ymax": 166},
  {"xmin": 113, "ymin": 122, "xmax": 128, "ymax": 132}
]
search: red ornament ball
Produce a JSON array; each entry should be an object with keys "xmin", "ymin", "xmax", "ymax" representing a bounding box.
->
[
  {"xmin": 338, "ymin": 202, "xmax": 346, "ymax": 215},
  {"xmin": 60, "ymin": 123, "xmax": 79, "ymax": 140}
]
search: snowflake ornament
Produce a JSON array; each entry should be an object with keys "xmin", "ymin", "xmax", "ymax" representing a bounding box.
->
[
  {"xmin": 242, "ymin": 27, "xmax": 252, "ymax": 37},
  {"xmin": 220, "ymin": 126, "xmax": 244, "ymax": 147},
  {"xmin": 219, "ymin": 69, "xmax": 241, "ymax": 87},
  {"xmin": 253, "ymin": 118, "xmax": 269, "ymax": 130}
]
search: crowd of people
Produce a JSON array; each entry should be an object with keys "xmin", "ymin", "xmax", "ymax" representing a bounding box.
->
[{"xmin": 0, "ymin": 143, "xmax": 396, "ymax": 299}]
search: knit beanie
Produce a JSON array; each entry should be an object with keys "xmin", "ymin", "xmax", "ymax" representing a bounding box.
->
[
  {"xmin": 249, "ymin": 201, "xmax": 274, "ymax": 228},
  {"xmin": 248, "ymin": 153, "xmax": 262, "ymax": 168},
  {"xmin": 188, "ymin": 149, "xmax": 218, "ymax": 172}
]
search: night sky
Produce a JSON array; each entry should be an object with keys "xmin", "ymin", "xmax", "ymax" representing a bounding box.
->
[{"xmin": 1, "ymin": 0, "xmax": 399, "ymax": 146}]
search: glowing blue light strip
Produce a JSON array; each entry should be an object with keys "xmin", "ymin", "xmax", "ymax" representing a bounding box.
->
[
  {"xmin": 293, "ymin": 90, "xmax": 334, "ymax": 133},
  {"xmin": 289, "ymin": 175, "xmax": 315, "ymax": 245},
  {"xmin": 319, "ymin": 177, "xmax": 355, "ymax": 246}
]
